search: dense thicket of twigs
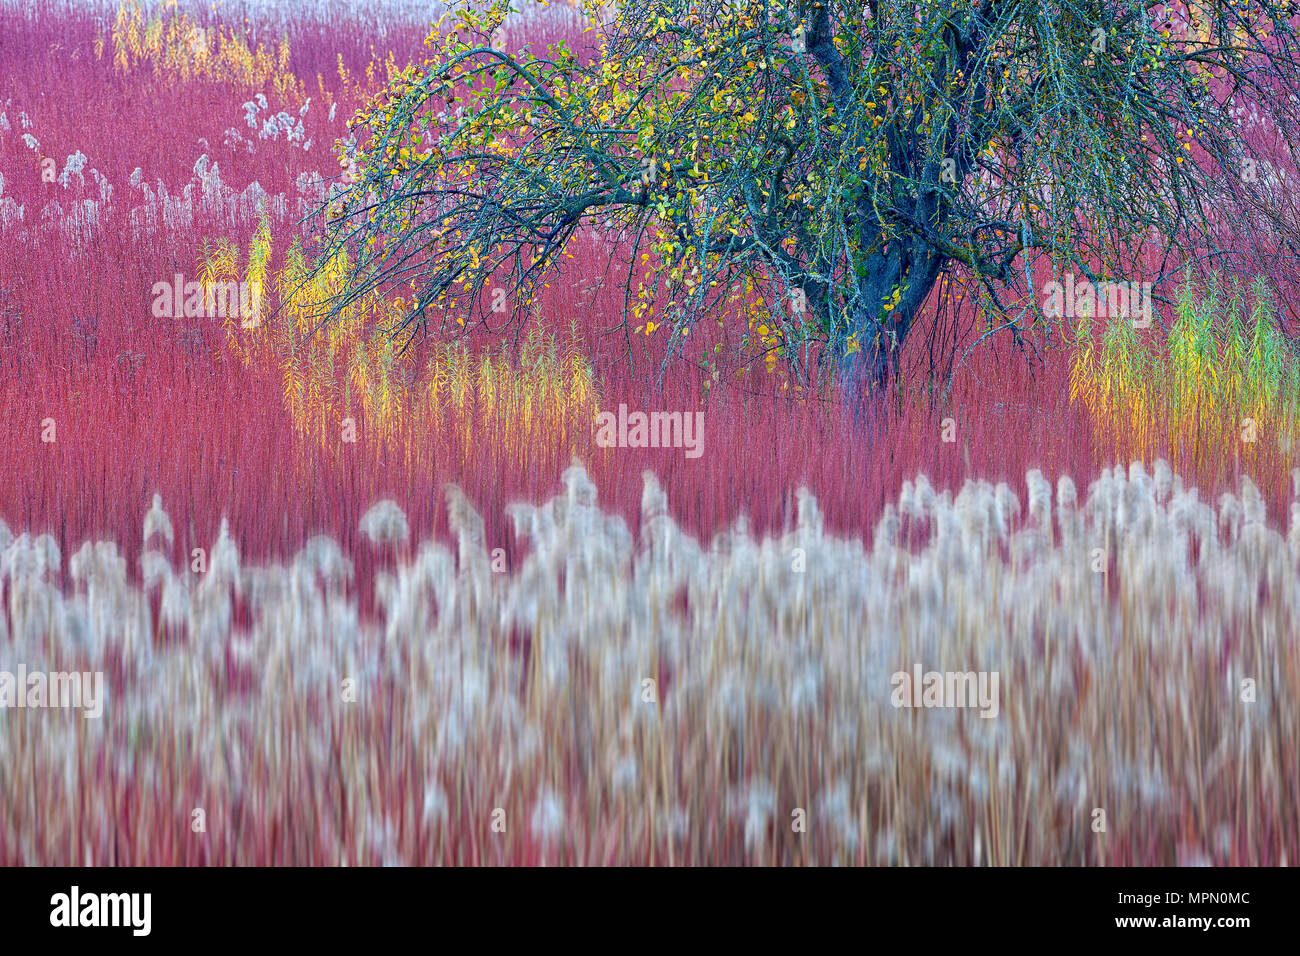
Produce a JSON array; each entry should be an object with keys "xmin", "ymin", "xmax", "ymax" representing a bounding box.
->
[{"xmin": 316, "ymin": 1, "xmax": 1300, "ymax": 393}]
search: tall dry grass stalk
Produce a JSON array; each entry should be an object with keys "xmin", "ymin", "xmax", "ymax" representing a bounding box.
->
[{"xmin": 1, "ymin": 461, "xmax": 1296, "ymax": 864}]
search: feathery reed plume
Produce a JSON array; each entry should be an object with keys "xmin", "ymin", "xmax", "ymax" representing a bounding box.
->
[
  {"xmin": 359, "ymin": 500, "xmax": 410, "ymax": 548},
  {"xmin": 3, "ymin": 463, "xmax": 1297, "ymax": 866}
]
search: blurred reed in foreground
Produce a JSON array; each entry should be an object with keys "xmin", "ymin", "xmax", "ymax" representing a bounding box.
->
[{"xmin": 1, "ymin": 460, "xmax": 1296, "ymax": 865}]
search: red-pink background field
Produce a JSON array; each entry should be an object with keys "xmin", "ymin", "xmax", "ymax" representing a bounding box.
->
[{"xmin": 0, "ymin": 1, "xmax": 1292, "ymax": 601}]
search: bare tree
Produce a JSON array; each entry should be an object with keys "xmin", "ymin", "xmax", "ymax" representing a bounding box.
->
[{"xmin": 312, "ymin": 0, "xmax": 1300, "ymax": 396}]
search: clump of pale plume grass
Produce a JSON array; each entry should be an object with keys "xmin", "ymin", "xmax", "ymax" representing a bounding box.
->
[
  {"xmin": 1, "ymin": 458, "xmax": 1297, "ymax": 865},
  {"xmin": 359, "ymin": 500, "xmax": 409, "ymax": 548},
  {"xmin": 143, "ymin": 493, "xmax": 174, "ymax": 550}
]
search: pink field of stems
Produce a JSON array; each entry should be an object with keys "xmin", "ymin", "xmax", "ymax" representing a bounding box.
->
[{"xmin": 1, "ymin": 1, "xmax": 1297, "ymax": 865}]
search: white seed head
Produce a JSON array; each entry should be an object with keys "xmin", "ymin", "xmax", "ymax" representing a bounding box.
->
[{"xmin": 359, "ymin": 499, "xmax": 410, "ymax": 547}]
